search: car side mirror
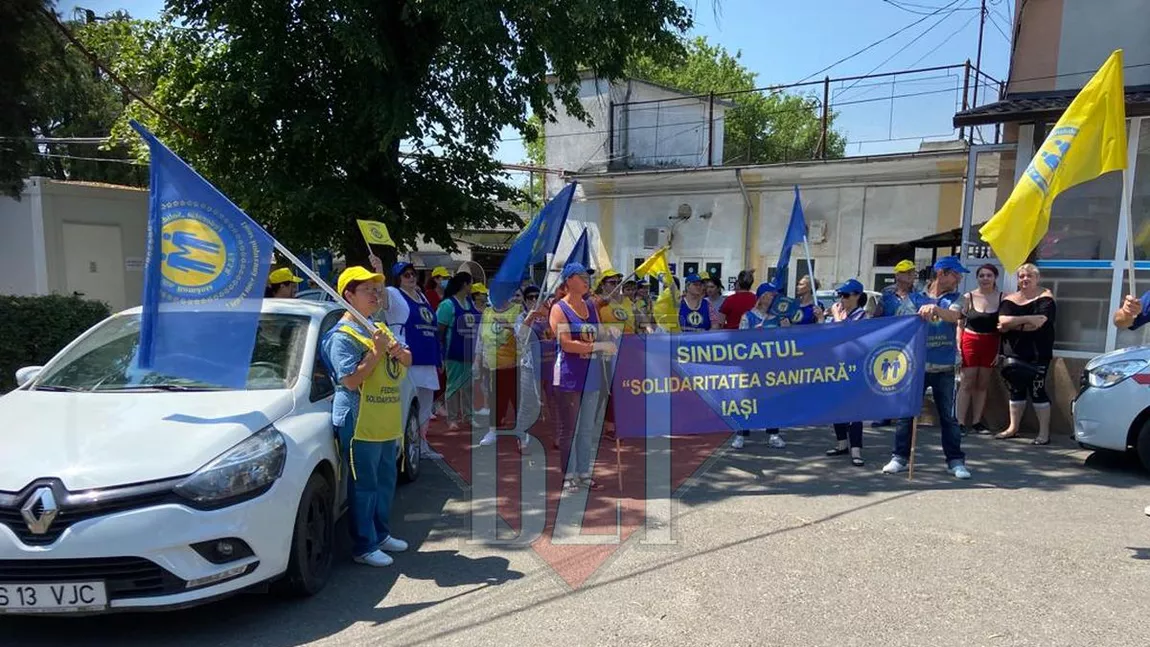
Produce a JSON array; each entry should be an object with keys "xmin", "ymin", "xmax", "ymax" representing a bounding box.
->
[{"xmin": 15, "ymin": 366, "xmax": 43, "ymax": 387}]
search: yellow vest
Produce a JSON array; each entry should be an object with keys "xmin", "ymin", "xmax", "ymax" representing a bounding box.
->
[
  {"xmin": 480, "ymin": 305, "xmax": 522, "ymax": 369},
  {"xmin": 339, "ymin": 323, "xmax": 406, "ymax": 443},
  {"xmin": 598, "ymin": 299, "xmax": 635, "ymax": 334}
]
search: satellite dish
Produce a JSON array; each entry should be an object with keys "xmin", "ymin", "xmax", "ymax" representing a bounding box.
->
[
  {"xmin": 458, "ymin": 260, "xmax": 486, "ymax": 286},
  {"xmin": 676, "ymin": 203, "xmax": 692, "ymax": 220}
]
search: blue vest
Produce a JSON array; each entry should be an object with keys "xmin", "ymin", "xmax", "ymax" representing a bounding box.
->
[
  {"xmin": 795, "ymin": 303, "xmax": 820, "ymax": 325},
  {"xmin": 554, "ymin": 300, "xmax": 600, "ymax": 392},
  {"xmin": 680, "ymin": 297, "xmax": 711, "ymax": 332},
  {"xmin": 398, "ymin": 288, "xmax": 440, "ymax": 366},
  {"xmin": 446, "ymin": 296, "xmax": 480, "ymax": 362},
  {"xmin": 911, "ymin": 290, "xmax": 961, "ymax": 367},
  {"xmin": 743, "ymin": 309, "xmax": 782, "ymax": 329}
]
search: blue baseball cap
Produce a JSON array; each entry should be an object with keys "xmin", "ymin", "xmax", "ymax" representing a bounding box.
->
[
  {"xmin": 391, "ymin": 261, "xmax": 414, "ymax": 277},
  {"xmin": 560, "ymin": 262, "xmax": 592, "ymax": 282},
  {"xmin": 933, "ymin": 256, "xmax": 970, "ymax": 274},
  {"xmin": 684, "ymin": 273, "xmax": 703, "ymax": 284},
  {"xmin": 836, "ymin": 278, "xmax": 865, "ymax": 295},
  {"xmin": 756, "ymin": 282, "xmax": 778, "ymax": 298}
]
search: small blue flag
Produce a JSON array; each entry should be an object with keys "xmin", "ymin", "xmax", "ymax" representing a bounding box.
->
[
  {"xmin": 568, "ymin": 228, "xmax": 591, "ymax": 269},
  {"xmin": 772, "ymin": 185, "xmax": 808, "ymax": 293},
  {"xmin": 489, "ymin": 182, "xmax": 576, "ymax": 307},
  {"xmin": 131, "ymin": 121, "xmax": 275, "ymax": 388}
]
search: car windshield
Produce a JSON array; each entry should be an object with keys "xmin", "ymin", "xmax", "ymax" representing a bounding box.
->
[{"xmin": 33, "ymin": 313, "xmax": 311, "ymax": 392}]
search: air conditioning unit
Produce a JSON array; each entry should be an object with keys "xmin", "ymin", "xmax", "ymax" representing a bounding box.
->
[
  {"xmin": 807, "ymin": 219, "xmax": 827, "ymax": 244},
  {"xmin": 643, "ymin": 227, "xmax": 670, "ymax": 249}
]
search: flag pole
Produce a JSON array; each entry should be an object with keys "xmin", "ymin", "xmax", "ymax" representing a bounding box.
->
[
  {"xmin": 800, "ymin": 236, "xmax": 816, "ymax": 293},
  {"xmin": 1122, "ymin": 121, "xmax": 1142, "ymax": 296},
  {"xmin": 273, "ymin": 240, "xmax": 376, "ymax": 331}
]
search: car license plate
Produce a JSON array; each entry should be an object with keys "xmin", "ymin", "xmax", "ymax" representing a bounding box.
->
[{"xmin": 0, "ymin": 582, "xmax": 107, "ymax": 613}]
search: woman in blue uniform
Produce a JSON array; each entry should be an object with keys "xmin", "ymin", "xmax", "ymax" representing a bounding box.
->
[
  {"xmin": 732, "ymin": 282, "xmax": 788, "ymax": 450},
  {"xmin": 826, "ymin": 278, "xmax": 869, "ymax": 466},
  {"xmin": 679, "ymin": 273, "xmax": 713, "ymax": 332},
  {"xmin": 436, "ymin": 272, "xmax": 479, "ymax": 430}
]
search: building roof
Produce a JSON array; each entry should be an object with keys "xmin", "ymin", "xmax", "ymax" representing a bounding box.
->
[
  {"xmin": 953, "ymin": 85, "xmax": 1150, "ymax": 127},
  {"xmin": 544, "ymin": 71, "xmax": 737, "ymax": 108}
]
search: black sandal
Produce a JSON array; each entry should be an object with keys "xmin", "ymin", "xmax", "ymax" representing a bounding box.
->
[
  {"xmin": 826, "ymin": 447, "xmax": 849, "ymax": 456},
  {"xmin": 579, "ymin": 477, "xmax": 605, "ymax": 491},
  {"xmin": 851, "ymin": 456, "xmax": 865, "ymax": 467}
]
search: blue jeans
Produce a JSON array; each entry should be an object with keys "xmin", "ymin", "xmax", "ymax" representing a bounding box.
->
[
  {"xmin": 554, "ymin": 389, "xmax": 602, "ymax": 478},
  {"xmin": 337, "ymin": 421, "xmax": 399, "ymax": 557},
  {"xmin": 892, "ymin": 370, "xmax": 964, "ymax": 465}
]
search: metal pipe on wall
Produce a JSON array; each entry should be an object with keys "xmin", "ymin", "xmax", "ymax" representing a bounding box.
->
[{"xmin": 736, "ymin": 168, "xmax": 754, "ymax": 275}]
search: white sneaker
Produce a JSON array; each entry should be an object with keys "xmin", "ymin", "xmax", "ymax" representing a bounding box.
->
[
  {"xmin": 353, "ymin": 549, "xmax": 393, "ymax": 567},
  {"xmin": 768, "ymin": 434, "xmax": 786, "ymax": 449},
  {"xmin": 950, "ymin": 463, "xmax": 972, "ymax": 480},
  {"xmin": 475, "ymin": 407, "xmax": 491, "ymax": 417},
  {"xmin": 1144, "ymin": 504, "xmax": 1150, "ymax": 517},
  {"xmin": 379, "ymin": 535, "xmax": 408, "ymax": 553},
  {"xmin": 881, "ymin": 458, "xmax": 907, "ymax": 474},
  {"xmin": 732, "ymin": 435, "xmax": 745, "ymax": 449},
  {"xmin": 479, "ymin": 430, "xmax": 497, "ymax": 446},
  {"xmin": 421, "ymin": 439, "xmax": 443, "ymax": 459}
]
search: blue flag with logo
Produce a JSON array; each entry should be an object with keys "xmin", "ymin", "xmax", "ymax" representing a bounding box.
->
[
  {"xmin": 568, "ymin": 228, "xmax": 590, "ymax": 269},
  {"xmin": 489, "ymin": 182, "xmax": 576, "ymax": 307},
  {"xmin": 611, "ymin": 317, "xmax": 927, "ymax": 437},
  {"xmin": 132, "ymin": 121, "xmax": 275, "ymax": 388},
  {"xmin": 772, "ymin": 186, "xmax": 807, "ymax": 293}
]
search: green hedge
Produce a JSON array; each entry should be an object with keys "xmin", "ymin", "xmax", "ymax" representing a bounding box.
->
[{"xmin": 0, "ymin": 294, "xmax": 111, "ymax": 393}]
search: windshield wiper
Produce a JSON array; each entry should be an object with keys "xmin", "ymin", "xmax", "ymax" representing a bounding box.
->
[
  {"xmin": 31, "ymin": 384, "xmax": 83, "ymax": 392},
  {"xmin": 95, "ymin": 384, "xmax": 225, "ymax": 392}
]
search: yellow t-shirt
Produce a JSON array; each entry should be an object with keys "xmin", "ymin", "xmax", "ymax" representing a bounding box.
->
[
  {"xmin": 598, "ymin": 299, "xmax": 636, "ymax": 334},
  {"xmin": 480, "ymin": 305, "xmax": 522, "ymax": 369}
]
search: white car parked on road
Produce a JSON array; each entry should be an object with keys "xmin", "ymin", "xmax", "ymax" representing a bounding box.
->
[
  {"xmin": 0, "ymin": 300, "xmax": 421, "ymax": 615},
  {"xmin": 1073, "ymin": 344, "xmax": 1150, "ymax": 470}
]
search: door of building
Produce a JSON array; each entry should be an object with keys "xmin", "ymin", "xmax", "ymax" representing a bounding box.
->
[{"xmin": 61, "ymin": 222, "xmax": 127, "ymax": 311}]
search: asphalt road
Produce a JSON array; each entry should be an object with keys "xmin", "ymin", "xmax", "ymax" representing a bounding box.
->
[{"xmin": 6, "ymin": 426, "xmax": 1150, "ymax": 647}]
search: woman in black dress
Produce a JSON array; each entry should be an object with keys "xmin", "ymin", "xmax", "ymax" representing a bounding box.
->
[{"xmin": 994, "ymin": 263, "xmax": 1057, "ymax": 445}]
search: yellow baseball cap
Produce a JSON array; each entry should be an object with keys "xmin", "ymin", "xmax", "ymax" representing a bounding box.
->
[
  {"xmin": 894, "ymin": 260, "xmax": 916, "ymax": 273},
  {"xmin": 594, "ymin": 268, "xmax": 623, "ymax": 290},
  {"xmin": 471, "ymin": 283, "xmax": 489, "ymax": 295},
  {"xmin": 337, "ymin": 266, "xmax": 384, "ymax": 296},
  {"xmin": 431, "ymin": 266, "xmax": 450, "ymax": 278},
  {"xmin": 268, "ymin": 268, "xmax": 303, "ymax": 284}
]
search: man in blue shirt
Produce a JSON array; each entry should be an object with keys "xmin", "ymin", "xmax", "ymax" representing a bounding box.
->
[{"xmin": 881, "ymin": 256, "xmax": 972, "ymax": 480}]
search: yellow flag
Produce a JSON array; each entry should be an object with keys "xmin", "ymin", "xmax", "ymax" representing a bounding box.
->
[
  {"xmin": 979, "ymin": 49, "xmax": 1127, "ymax": 272},
  {"xmin": 356, "ymin": 219, "xmax": 395, "ymax": 247},
  {"xmin": 634, "ymin": 247, "xmax": 671, "ymax": 279},
  {"xmin": 653, "ymin": 279, "xmax": 680, "ymax": 332}
]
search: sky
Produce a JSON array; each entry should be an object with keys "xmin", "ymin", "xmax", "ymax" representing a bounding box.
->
[{"xmin": 58, "ymin": 0, "xmax": 1014, "ymax": 164}]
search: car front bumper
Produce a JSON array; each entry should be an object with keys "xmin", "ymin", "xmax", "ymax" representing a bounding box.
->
[
  {"xmin": 0, "ymin": 481, "xmax": 297, "ymax": 614},
  {"xmin": 1073, "ymin": 378, "xmax": 1149, "ymax": 452}
]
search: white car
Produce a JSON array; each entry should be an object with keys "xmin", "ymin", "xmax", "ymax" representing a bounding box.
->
[
  {"xmin": 1073, "ymin": 345, "xmax": 1150, "ymax": 470},
  {"xmin": 0, "ymin": 300, "xmax": 421, "ymax": 615}
]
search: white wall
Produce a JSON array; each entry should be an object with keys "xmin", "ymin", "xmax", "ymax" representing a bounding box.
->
[
  {"xmin": 0, "ymin": 185, "xmax": 40, "ymax": 296},
  {"xmin": 38, "ymin": 180, "xmax": 149, "ymax": 310}
]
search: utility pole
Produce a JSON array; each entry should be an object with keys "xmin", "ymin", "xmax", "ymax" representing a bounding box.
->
[{"xmin": 970, "ymin": 0, "xmax": 987, "ymax": 143}]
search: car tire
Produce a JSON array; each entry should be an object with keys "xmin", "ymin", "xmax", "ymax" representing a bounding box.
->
[
  {"xmin": 1135, "ymin": 420, "xmax": 1150, "ymax": 473},
  {"xmin": 274, "ymin": 471, "xmax": 335, "ymax": 597},
  {"xmin": 399, "ymin": 400, "xmax": 421, "ymax": 484}
]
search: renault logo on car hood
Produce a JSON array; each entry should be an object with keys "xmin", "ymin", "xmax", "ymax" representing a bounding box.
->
[{"xmin": 21, "ymin": 487, "xmax": 58, "ymax": 535}]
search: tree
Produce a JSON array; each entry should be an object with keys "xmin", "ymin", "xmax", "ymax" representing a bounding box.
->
[
  {"xmin": 107, "ymin": 0, "xmax": 693, "ymax": 265},
  {"xmin": 0, "ymin": 3, "xmax": 174, "ymax": 194},
  {"xmin": 628, "ymin": 37, "xmax": 846, "ymax": 164}
]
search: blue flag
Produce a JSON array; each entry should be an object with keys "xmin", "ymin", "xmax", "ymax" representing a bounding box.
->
[
  {"xmin": 772, "ymin": 186, "xmax": 808, "ymax": 293},
  {"xmin": 568, "ymin": 228, "xmax": 590, "ymax": 269},
  {"xmin": 132, "ymin": 121, "xmax": 275, "ymax": 388},
  {"xmin": 489, "ymin": 182, "xmax": 576, "ymax": 307}
]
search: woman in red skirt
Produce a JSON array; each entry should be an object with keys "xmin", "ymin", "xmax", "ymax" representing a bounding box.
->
[{"xmin": 956, "ymin": 264, "xmax": 1002, "ymax": 435}]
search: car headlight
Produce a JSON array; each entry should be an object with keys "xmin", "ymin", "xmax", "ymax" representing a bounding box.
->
[
  {"xmin": 174, "ymin": 427, "xmax": 287, "ymax": 509},
  {"xmin": 1087, "ymin": 359, "xmax": 1148, "ymax": 389}
]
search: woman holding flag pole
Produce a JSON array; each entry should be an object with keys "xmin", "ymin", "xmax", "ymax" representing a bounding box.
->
[
  {"xmin": 733, "ymin": 282, "xmax": 789, "ymax": 450},
  {"xmin": 322, "ymin": 266, "xmax": 414, "ymax": 568}
]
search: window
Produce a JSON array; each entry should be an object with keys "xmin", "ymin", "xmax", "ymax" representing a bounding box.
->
[
  {"xmin": 1034, "ymin": 172, "xmax": 1122, "ymax": 261},
  {"xmin": 1129, "ymin": 120, "xmax": 1150, "ymax": 260},
  {"xmin": 310, "ymin": 311, "xmax": 345, "ymax": 402},
  {"xmin": 1032, "ymin": 268, "xmax": 1112, "ymax": 354},
  {"xmin": 873, "ymin": 244, "xmax": 915, "ymax": 268}
]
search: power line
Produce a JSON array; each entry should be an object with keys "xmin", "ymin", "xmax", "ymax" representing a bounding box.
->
[
  {"xmin": 835, "ymin": 1, "xmax": 971, "ymax": 101},
  {"xmin": 797, "ymin": 0, "xmax": 967, "ymax": 83},
  {"xmin": 986, "ymin": 12, "xmax": 1012, "ymax": 43},
  {"xmin": 881, "ymin": 0, "xmax": 978, "ymax": 15},
  {"xmin": 907, "ymin": 11, "xmax": 981, "ymax": 69}
]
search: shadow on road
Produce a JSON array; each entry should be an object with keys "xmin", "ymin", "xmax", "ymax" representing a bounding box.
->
[{"xmin": 0, "ymin": 461, "xmax": 523, "ymax": 647}]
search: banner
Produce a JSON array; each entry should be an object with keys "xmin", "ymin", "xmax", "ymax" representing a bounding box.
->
[{"xmin": 610, "ymin": 317, "xmax": 927, "ymax": 437}]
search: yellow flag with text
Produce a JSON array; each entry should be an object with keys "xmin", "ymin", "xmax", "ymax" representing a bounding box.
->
[
  {"xmin": 356, "ymin": 219, "xmax": 395, "ymax": 247},
  {"xmin": 979, "ymin": 49, "xmax": 1127, "ymax": 272}
]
